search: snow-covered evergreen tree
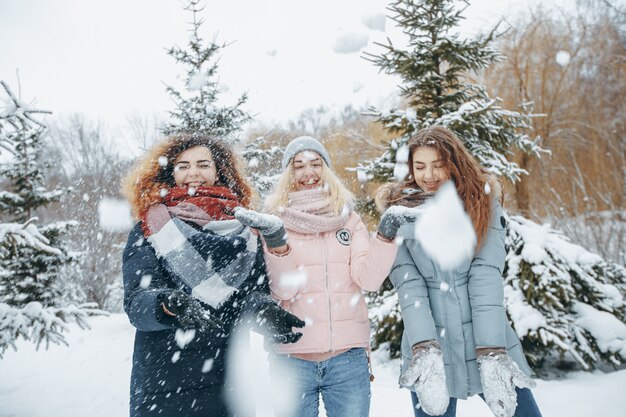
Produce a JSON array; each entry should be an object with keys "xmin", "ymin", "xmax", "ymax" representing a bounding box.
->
[
  {"xmin": 359, "ymin": 0, "xmax": 543, "ymax": 186},
  {"xmin": 363, "ymin": 0, "xmax": 626, "ymax": 370},
  {"xmin": 505, "ymin": 215, "xmax": 626, "ymax": 369},
  {"xmin": 241, "ymin": 135, "xmax": 284, "ymax": 197},
  {"xmin": 0, "ymin": 81, "xmax": 100, "ymax": 358},
  {"xmin": 163, "ymin": 0, "xmax": 251, "ymax": 142}
]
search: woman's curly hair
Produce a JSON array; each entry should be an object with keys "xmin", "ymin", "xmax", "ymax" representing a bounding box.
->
[{"xmin": 123, "ymin": 134, "xmax": 253, "ymax": 218}]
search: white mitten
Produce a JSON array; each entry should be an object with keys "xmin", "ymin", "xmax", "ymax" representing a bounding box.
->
[
  {"xmin": 477, "ymin": 351, "xmax": 536, "ymax": 417},
  {"xmin": 400, "ymin": 341, "xmax": 450, "ymax": 416}
]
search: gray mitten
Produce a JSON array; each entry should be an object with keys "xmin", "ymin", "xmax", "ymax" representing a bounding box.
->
[
  {"xmin": 477, "ymin": 351, "xmax": 536, "ymax": 417},
  {"xmin": 399, "ymin": 341, "xmax": 450, "ymax": 416},
  {"xmin": 234, "ymin": 207, "xmax": 288, "ymax": 248},
  {"xmin": 377, "ymin": 206, "xmax": 418, "ymax": 240}
]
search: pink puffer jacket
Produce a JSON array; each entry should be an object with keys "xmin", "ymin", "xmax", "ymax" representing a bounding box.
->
[{"xmin": 264, "ymin": 212, "xmax": 398, "ymax": 354}]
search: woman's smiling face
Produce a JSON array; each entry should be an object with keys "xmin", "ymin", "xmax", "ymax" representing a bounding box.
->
[
  {"xmin": 411, "ymin": 146, "xmax": 449, "ymax": 193},
  {"xmin": 292, "ymin": 151, "xmax": 324, "ymax": 191},
  {"xmin": 172, "ymin": 146, "xmax": 217, "ymax": 188}
]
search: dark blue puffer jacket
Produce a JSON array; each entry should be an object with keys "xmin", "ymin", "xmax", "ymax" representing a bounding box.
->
[{"xmin": 122, "ymin": 222, "xmax": 268, "ymax": 417}]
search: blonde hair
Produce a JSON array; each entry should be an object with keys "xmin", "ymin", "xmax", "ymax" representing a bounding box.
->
[{"xmin": 264, "ymin": 161, "xmax": 353, "ymax": 215}]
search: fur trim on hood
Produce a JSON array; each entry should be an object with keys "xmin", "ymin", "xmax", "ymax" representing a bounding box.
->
[{"xmin": 123, "ymin": 140, "xmax": 176, "ymax": 219}]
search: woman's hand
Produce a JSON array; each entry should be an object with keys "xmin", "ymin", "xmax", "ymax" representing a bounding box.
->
[
  {"xmin": 255, "ymin": 302, "xmax": 305, "ymax": 344},
  {"xmin": 377, "ymin": 206, "xmax": 418, "ymax": 240},
  {"xmin": 477, "ymin": 350, "xmax": 536, "ymax": 417},
  {"xmin": 161, "ymin": 290, "xmax": 223, "ymax": 331},
  {"xmin": 234, "ymin": 207, "xmax": 288, "ymax": 248},
  {"xmin": 400, "ymin": 340, "xmax": 450, "ymax": 416}
]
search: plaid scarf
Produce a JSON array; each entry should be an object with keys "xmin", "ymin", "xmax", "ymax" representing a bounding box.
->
[{"xmin": 141, "ymin": 186, "xmax": 259, "ymax": 309}]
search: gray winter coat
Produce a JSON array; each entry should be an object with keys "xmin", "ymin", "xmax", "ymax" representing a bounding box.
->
[{"xmin": 390, "ymin": 203, "xmax": 532, "ymax": 399}]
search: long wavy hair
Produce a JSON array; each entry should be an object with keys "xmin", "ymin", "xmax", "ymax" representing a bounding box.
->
[
  {"xmin": 123, "ymin": 134, "xmax": 253, "ymax": 218},
  {"xmin": 264, "ymin": 156, "xmax": 353, "ymax": 215},
  {"xmin": 377, "ymin": 126, "xmax": 501, "ymax": 249}
]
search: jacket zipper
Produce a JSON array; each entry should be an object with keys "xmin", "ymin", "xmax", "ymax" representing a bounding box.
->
[
  {"xmin": 321, "ymin": 235, "xmax": 333, "ymax": 351},
  {"xmin": 439, "ymin": 263, "xmax": 456, "ymax": 396}
]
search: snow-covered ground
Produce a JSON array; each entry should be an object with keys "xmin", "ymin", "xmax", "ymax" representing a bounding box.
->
[{"xmin": 1, "ymin": 314, "xmax": 624, "ymax": 417}]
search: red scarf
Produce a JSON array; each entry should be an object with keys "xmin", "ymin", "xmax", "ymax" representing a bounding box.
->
[{"xmin": 140, "ymin": 186, "xmax": 240, "ymax": 237}]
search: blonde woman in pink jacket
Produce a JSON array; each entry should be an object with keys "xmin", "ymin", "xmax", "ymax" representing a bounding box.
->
[{"xmin": 235, "ymin": 136, "xmax": 415, "ymax": 417}]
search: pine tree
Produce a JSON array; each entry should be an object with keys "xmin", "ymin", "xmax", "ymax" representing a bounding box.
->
[
  {"xmin": 163, "ymin": 0, "xmax": 251, "ymax": 142},
  {"xmin": 241, "ymin": 136, "xmax": 284, "ymax": 197},
  {"xmin": 363, "ymin": 0, "xmax": 626, "ymax": 371},
  {"xmin": 504, "ymin": 215, "xmax": 626, "ymax": 369},
  {"xmin": 0, "ymin": 81, "xmax": 100, "ymax": 357},
  {"xmin": 359, "ymin": 0, "xmax": 543, "ymax": 187}
]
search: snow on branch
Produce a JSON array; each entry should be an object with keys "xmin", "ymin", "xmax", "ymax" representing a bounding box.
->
[
  {"xmin": 0, "ymin": 80, "xmax": 51, "ymax": 158},
  {"xmin": 0, "ymin": 301, "xmax": 106, "ymax": 358},
  {"xmin": 0, "ymin": 218, "xmax": 64, "ymax": 256},
  {"xmin": 504, "ymin": 214, "xmax": 626, "ymax": 369}
]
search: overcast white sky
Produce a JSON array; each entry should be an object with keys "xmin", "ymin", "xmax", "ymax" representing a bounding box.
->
[{"xmin": 0, "ymin": 0, "xmax": 577, "ymax": 134}]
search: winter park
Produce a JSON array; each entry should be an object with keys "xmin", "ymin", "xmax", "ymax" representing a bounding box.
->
[{"xmin": 0, "ymin": 0, "xmax": 625, "ymax": 416}]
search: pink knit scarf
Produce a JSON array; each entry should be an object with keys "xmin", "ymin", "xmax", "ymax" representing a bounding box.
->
[{"xmin": 280, "ymin": 188, "xmax": 352, "ymax": 234}]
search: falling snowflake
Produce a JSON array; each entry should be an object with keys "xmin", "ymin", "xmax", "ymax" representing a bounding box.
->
[
  {"xmin": 248, "ymin": 157, "xmax": 259, "ymax": 168},
  {"xmin": 139, "ymin": 275, "xmax": 152, "ymax": 289},
  {"xmin": 202, "ymin": 358, "xmax": 214, "ymax": 373},
  {"xmin": 350, "ymin": 294, "xmax": 361, "ymax": 307},
  {"xmin": 175, "ymin": 329, "xmax": 196, "ymax": 349}
]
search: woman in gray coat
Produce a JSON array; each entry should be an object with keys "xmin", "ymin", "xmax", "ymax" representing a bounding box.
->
[{"xmin": 377, "ymin": 126, "xmax": 542, "ymax": 417}]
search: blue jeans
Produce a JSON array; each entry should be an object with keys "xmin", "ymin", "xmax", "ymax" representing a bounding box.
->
[
  {"xmin": 410, "ymin": 387, "xmax": 542, "ymax": 417},
  {"xmin": 271, "ymin": 348, "xmax": 371, "ymax": 417}
]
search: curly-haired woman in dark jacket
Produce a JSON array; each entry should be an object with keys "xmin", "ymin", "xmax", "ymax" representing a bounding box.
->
[{"xmin": 121, "ymin": 134, "xmax": 304, "ymax": 417}]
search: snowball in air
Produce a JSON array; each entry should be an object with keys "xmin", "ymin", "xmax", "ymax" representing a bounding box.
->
[
  {"xmin": 414, "ymin": 181, "xmax": 476, "ymax": 270},
  {"xmin": 188, "ymin": 72, "xmax": 211, "ymax": 91},
  {"xmin": 139, "ymin": 275, "xmax": 152, "ymax": 289},
  {"xmin": 333, "ymin": 32, "xmax": 369, "ymax": 54},
  {"xmin": 350, "ymin": 294, "xmax": 361, "ymax": 306},
  {"xmin": 174, "ymin": 329, "xmax": 196, "ymax": 349},
  {"xmin": 202, "ymin": 358, "xmax": 214, "ymax": 373},
  {"xmin": 361, "ymin": 13, "xmax": 386, "ymax": 31},
  {"xmin": 556, "ymin": 50, "xmax": 570, "ymax": 66},
  {"xmin": 280, "ymin": 269, "xmax": 307, "ymax": 289}
]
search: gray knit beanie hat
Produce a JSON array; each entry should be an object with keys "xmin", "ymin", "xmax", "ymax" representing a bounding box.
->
[{"xmin": 281, "ymin": 136, "xmax": 332, "ymax": 170}]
